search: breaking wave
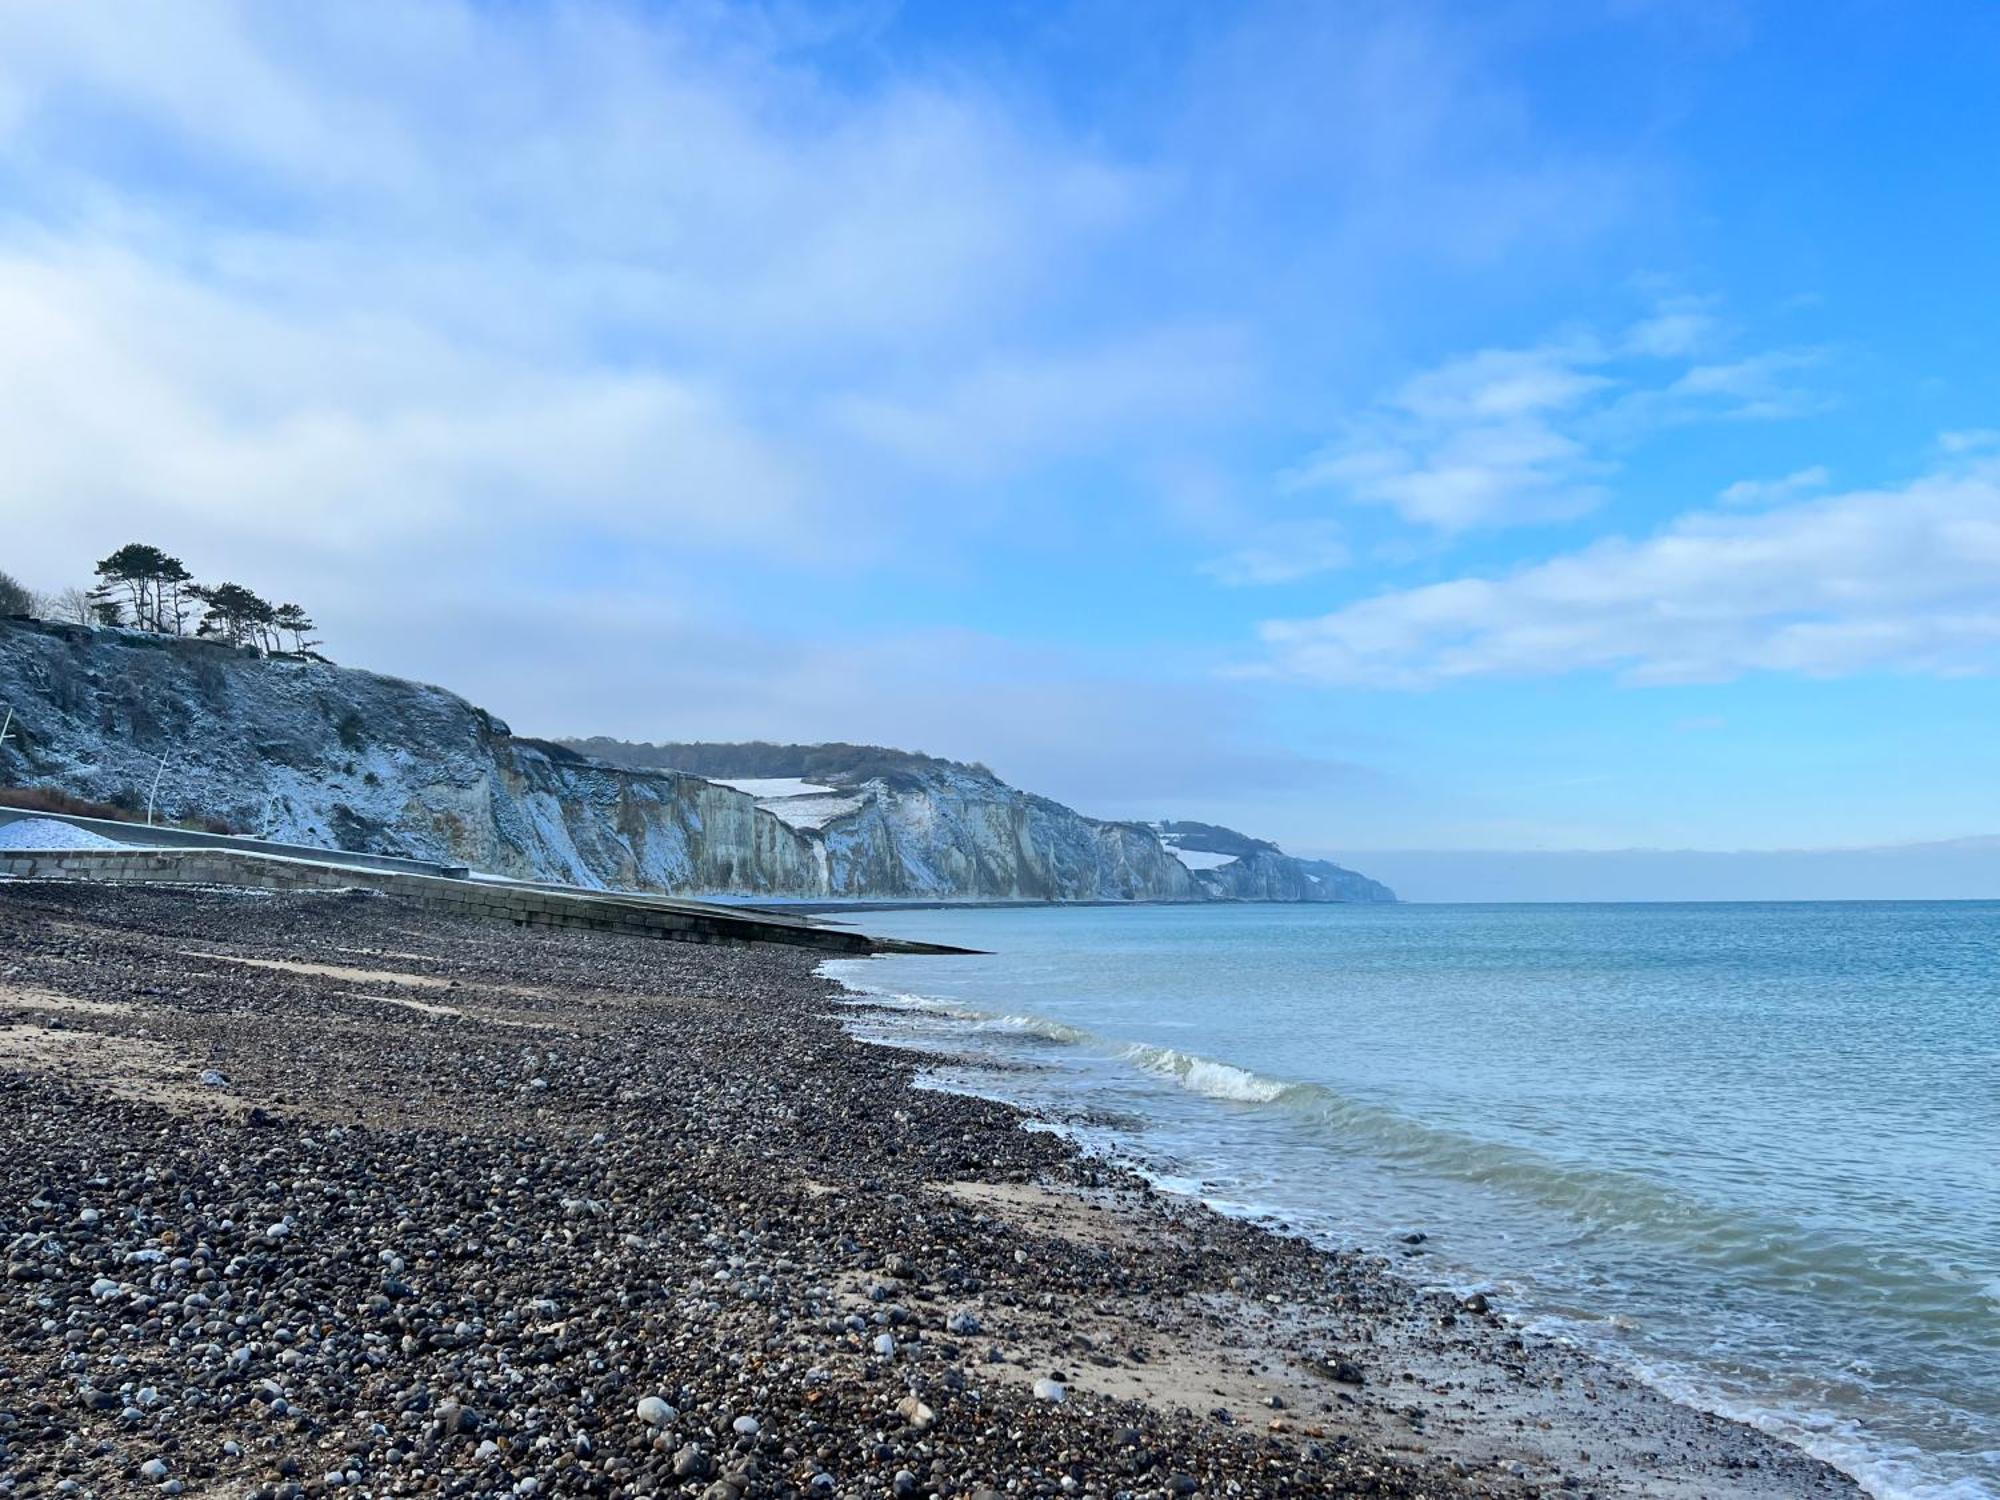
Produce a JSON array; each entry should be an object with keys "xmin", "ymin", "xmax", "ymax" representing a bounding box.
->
[
  {"xmin": 1117, "ymin": 1043, "xmax": 1293, "ymax": 1102},
  {"xmin": 835, "ymin": 972, "xmax": 1998, "ymax": 1358}
]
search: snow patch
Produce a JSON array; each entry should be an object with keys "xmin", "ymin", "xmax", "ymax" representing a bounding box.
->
[
  {"xmin": 712, "ymin": 777, "xmax": 837, "ymax": 800},
  {"xmin": 1167, "ymin": 846, "xmax": 1239, "ymax": 871},
  {"xmin": 761, "ymin": 793, "xmax": 867, "ymax": 831},
  {"xmin": 0, "ymin": 818, "xmax": 129, "ymax": 851}
]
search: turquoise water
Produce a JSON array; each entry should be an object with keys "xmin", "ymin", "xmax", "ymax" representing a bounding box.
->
[{"xmin": 823, "ymin": 902, "xmax": 2000, "ymax": 1500}]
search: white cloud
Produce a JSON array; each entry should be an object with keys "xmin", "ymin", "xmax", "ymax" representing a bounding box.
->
[
  {"xmin": 1624, "ymin": 304, "xmax": 1720, "ymax": 358},
  {"xmin": 1202, "ymin": 520, "xmax": 1351, "ymax": 586},
  {"xmin": 1663, "ymin": 350, "xmax": 1825, "ymax": 420},
  {"xmin": 1941, "ymin": 429, "xmax": 2000, "ymax": 455},
  {"xmin": 1717, "ymin": 465, "xmax": 1830, "ymax": 507},
  {"xmin": 1281, "ymin": 342, "xmax": 1613, "ymax": 530},
  {"xmin": 1278, "ymin": 316, "xmax": 1820, "ymax": 532},
  {"xmin": 1256, "ymin": 458, "xmax": 2000, "ymax": 687},
  {"xmin": 0, "ymin": 249, "xmax": 816, "ymax": 562},
  {"xmin": 0, "ymin": 0, "xmax": 1166, "ymax": 598}
]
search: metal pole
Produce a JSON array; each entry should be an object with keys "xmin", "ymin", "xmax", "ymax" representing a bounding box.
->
[{"xmin": 146, "ymin": 753, "xmax": 169, "ymax": 827}]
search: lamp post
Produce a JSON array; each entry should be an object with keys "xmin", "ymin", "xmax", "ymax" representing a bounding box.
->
[{"xmin": 145, "ymin": 753, "xmax": 169, "ymax": 828}]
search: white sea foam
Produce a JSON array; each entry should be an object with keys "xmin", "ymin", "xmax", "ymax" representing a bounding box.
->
[
  {"xmin": 979, "ymin": 1012, "xmax": 1095, "ymax": 1045},
  {"xmin": 834, "ymin": 979, "xmax": 1095, "ymax": 1046},
  {"xmin": 1117, "ymin": 1043, "xmax": 1293, "ymax": 1103}
]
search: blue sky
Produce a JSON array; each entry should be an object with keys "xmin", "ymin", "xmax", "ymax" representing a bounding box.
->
[{"xmin": 4, "ymin": 0, "xmax": 1998, "ymax": 856}]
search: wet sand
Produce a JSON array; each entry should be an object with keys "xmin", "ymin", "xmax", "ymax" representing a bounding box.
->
[{"xmin": 0, "ymin": 882, "xmax": 1860, "ymax": 1498}]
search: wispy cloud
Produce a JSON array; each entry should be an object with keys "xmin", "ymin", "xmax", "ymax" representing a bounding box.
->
[
  {"xmin": 1941, "ymin": 429, "xmax": 2000, "ymax": 455},
  {"xmin": 1255, "ymin": 454, "xmax": 2000, "ymax": 687},
  {"xmin": 1718, "ymin": 465, "xmax": 1830, "ymax": 507},
  {"xmin": 1280, "ymin": 341, "xmax": 1613, "ymax": 531},
  {"xmin": 1201, "ymin": 520, "xmax": 1352, "ymax": 587},
  {"xmin": 1276, "ymin": 310, "xmax": 1820, "ymax": 533},
  {"xmin": 1622, "ymin": 295, "xmax": 1721, "ymax": 358},
  {"xmin": 1663, "ymin": 350, "xmax": 1827, "ymax": 421}
]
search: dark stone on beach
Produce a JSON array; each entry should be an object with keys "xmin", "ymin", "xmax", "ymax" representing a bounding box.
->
[{"xmin": 1324, "ymin": 1357, "xmax": 1367, "ymax": 1385}]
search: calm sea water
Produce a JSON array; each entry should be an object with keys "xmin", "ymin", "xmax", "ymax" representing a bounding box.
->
[{"xmin": 822, "ymin": 902, "xmax": 2000, "ymax": 1500}]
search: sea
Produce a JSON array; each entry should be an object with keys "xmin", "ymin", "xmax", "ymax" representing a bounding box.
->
[{"xmin": 821, "ymin": 901, "xmax": 2000, "ymax": 1500}]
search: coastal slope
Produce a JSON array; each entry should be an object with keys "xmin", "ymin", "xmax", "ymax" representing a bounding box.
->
[
  {"xmin": 0, "ymin": 617, "xmax": 824, "ymax": 894},
  {"xmin": 0, "ymin": 618, "xmax": 1394, "ymax": 904},
  {"xmin": 566, "ymin": 739, "xmax": 1395, "ymax": 904}
]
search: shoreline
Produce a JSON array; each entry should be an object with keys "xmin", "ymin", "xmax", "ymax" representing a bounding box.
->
[
  {"xmin": 0, "ymin": 882, "xmax": 1859, "ymax": 1498},
  {"xmin": 822, "ymin": 989, "xmax": 1892, "ymax": 1500},
  {"xmin": 824, "ymin": 980, "xmax": 1901, "ymax": 1500}
]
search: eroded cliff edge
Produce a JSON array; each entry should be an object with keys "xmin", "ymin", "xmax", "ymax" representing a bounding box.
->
[{"xmin": 0, "ymin": 619, "xmax": 1393, "ymax": 902}]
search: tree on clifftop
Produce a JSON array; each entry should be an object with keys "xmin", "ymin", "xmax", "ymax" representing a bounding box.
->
[
  {"xmin": 94, "ymin": 543, "xmax": 193, "ymax": 633},
  {"xmin": 0, "ymin": 569, "xmax": 31, "ymax": 617},
  {"xmin": 189, "ymin": 582, "xmax": 276, "ymax": 649},
  {"xmin": 272, "ymin": 603, "xmax": 320, "ymax": 654}
]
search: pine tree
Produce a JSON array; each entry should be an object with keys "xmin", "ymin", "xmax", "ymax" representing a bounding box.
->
[
  {"xmin": 271, "ymin": 603, "xmax": 321, "ymax": 654},
  {"xmin": 158, "ymin": 555, "xmax": 193, "ymax": 634},
  {"xmin": 93, "ymin": 544, "xmax": 193, "ymax": 632},
  {"xmin": 189, "ymin": 583, "xmax": 276, "ymax": 649}
]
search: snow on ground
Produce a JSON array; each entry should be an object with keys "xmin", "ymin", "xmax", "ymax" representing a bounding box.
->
[
  {"xmin": 712, "ymin": 777, "xmax": 839, "ymax": 800},
  {"xmin": 706, "ymin": 777, "xmax": 865, "ymax": 830},
  {"xmin": 759, "ymin": 793, "xmax": 867, "ymax": 831},
  {"xmin": 1167, "ymin": 846, "xmax": 1239, "ymax": 871},
  {"xmin": 0, "ymin": 818, "xmax": 128, "ymax": 851}
]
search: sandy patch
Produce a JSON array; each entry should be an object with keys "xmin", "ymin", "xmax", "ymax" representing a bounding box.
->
[
  {"xmin": 0, "ymin": 983, "xmax": 133, "ymax": 1018},
  {"xmin": 357, "ymin": 992, "xmax": 465, "ymax": 1018},
  {"xmin": 350, "ymin": 992, "xmax": 562, "ymax": 1033},
  {"xmin": 931, "ymin": 1178, "xmax": 1161, "ymax": 1254},
  {"xmin": 0, "ymin": 1022, "xmax": 233, "ymax": 1115},
  {"xmin": 922, "ymin": 1177, "xmax": 1826, "ymax": 1498},
  {"xmin": 181, "ymin": 951, "xmax": 452, "ymax": 988},
  {"xmin": 332, "ymin": 945, "xmax": 454, "ymax": 965}
]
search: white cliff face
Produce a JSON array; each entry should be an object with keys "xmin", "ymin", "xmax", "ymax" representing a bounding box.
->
[
  {"xmin": 0, "ymin": 620, "xmax": 824, "ymax": 894},
  {"xmin": 813, "ymin": 771, "xmax": 1200, "ymax": 902},
  {"xmin": 0, "ymin": 620, "xmax": 1396, "ymax": 902}
]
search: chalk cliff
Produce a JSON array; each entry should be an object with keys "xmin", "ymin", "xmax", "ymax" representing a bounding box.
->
[{"xmin": 0, "ymin": 619, "xmax": 1393, "ymax": 903}]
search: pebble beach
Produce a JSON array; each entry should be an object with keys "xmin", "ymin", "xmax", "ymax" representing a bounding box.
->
[{"xmin": 0, "ymin": 883, "xmax": 1861, "ymax": 1498}]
